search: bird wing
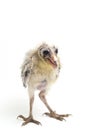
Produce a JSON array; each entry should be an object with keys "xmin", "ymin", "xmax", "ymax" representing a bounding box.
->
[{"xmin": 21, "ymin": 54, "xmax": 33, "ymax": 87}]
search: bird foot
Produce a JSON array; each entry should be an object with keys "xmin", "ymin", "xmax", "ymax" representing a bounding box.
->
[
  {"xmin": 17, "ymin": 115, "xmax": 41, "ymax": 126},
  {"xmin": 43, "ymin": 111, "xmax": 71, "ymax": 121}
]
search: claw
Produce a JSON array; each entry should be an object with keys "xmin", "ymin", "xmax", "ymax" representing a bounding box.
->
[
  {"xmin": 56, "ymin": 116, "xmax": 66, "ymax": 121},
  {"xmin": 22, "ymin": 118, "xmax": 42, "ymax": 126},
  {"xmin": 17, "ymin": 115, "xmax": 42, "ymax": 126},
  {"xmin": 43, "ymin": 112, "xmax": 71, "ymax": 121},
  {"xmin": 17, "ymin": 115, "xmax": 28, "ymax": 121},
  {"xmin": 59, "ymin": 114, "xmax": 71, "ymax": 117}
]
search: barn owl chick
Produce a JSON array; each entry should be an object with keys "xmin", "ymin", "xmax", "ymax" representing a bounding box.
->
[{"xmin": 17, "ymin": 43, "xmax": 70, "ymax": 126}]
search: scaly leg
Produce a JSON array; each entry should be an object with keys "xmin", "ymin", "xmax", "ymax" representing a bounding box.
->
[
  {"xmin": 17, "ymin": 95, "xmax": 41, "ymax": 126},
  {"xmin": 39, "ymin": 90, "xmax": 70, "ymax": 121}
]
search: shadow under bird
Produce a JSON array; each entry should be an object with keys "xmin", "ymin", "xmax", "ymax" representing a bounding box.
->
[{"xmin": 17, "ymin": 43, "xmax": 70, "ymax": 126}]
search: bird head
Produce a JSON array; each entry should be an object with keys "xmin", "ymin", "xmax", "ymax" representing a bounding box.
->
[{"xmin": 38, "ymin": 43, "xmax": 58, "ymax": 68}]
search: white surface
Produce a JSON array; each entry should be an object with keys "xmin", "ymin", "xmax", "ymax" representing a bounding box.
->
[{"xmin": 0, "ymin": 0, "xmax": 87, "ymax": 129}]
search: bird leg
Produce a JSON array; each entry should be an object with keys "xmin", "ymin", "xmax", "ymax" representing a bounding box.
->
[
  {"xmin": 17, "ymin": 96, "xmax": 41, "ymax": 126},
  {"xmin": 39, "ymin": 90, "xmax": 70, "ymax": 121}
]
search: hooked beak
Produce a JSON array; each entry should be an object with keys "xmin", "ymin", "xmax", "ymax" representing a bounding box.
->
[{"xmin": 47, "ymin": 56, "xmax": 57, "ymax": 68}]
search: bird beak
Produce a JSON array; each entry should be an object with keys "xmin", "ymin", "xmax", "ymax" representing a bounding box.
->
[{"xmin": 48, "ymin": 55, "xmax": 57, "ymax": 68}]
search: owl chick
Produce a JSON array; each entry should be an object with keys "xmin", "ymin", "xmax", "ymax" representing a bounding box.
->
[{"xmin": 17, "ymin": 43, "xmax": 70, "ymax": 126}]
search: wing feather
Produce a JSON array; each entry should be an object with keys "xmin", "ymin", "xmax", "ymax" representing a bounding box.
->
[{"xmin": 21, "ymin": 53, "xmax": 33, "ymax": 87}]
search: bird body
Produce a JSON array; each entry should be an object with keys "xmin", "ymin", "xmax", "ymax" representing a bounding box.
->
[
  {"xmin": 21, "ymin": 44, "xmax": 60, "ymax": 92},
  {"xmin": 18, "ymin": 43, "xmax": 70, "ymax": 126}
]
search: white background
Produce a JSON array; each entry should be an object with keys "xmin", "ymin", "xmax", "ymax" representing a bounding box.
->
[{"xmin": 0, "ymin": 0, "xmax": 87, "ymax": 129}]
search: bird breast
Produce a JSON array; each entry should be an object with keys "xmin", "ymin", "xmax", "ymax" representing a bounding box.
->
[{"xmin": 28, "ymin": 62, "xmax": 59, "ymax": 91}]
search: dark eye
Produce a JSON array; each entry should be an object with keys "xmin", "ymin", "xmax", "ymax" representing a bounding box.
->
[
  {"xmin": 55, "ymin": 48, "xmax": 58, "ymax": 54},
  {"xmin": 43, "ymin": 50, "xmax": 49, "ymax": 56}
]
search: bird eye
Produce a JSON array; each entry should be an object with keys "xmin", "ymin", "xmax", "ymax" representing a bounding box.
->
[
  {"xmin": 55, "ymin": 48, "xmax": 58, "ymax": 54},
  {"xmin": 43, "ymin": 50, "xmax": 49, "ymax": 56}
]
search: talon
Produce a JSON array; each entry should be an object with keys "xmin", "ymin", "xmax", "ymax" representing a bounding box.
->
[
  {"xmin": 22, "ymin": 118, "xmax": 42, "ymax": 126},
  {"xmin": 43, "ymin": 112, "xmax": 50, "ymax": 116},
  {"xmin": 17, "ymin": 115, "xmax": 28, "ymax": 121},
  {"xmin": 59, "ymin": 114, "xmax": 71, "ymax": 117},
  {"xmin": 43, "ymin": 112, "xmax": 70, "ymax": 121},
  {"xmin": 56, "ymin": 116, "xmax": 66, "ymax": 121},
  {"xmin": 17, "ymin": 115, "xmax": 41, "ymax": 126}
]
